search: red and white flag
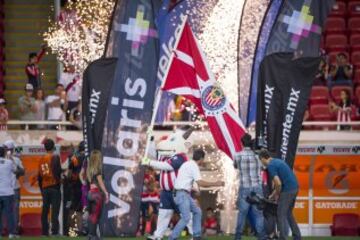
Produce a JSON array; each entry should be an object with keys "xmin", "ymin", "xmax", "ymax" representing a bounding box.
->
[{"xmin": 162, "ymin": 21, "xmax": 246, "ymax": 159}]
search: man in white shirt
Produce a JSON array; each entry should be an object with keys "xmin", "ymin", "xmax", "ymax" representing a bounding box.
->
[
  {"xmin": 0, "ymin": 146, "xmax": 17, "ymax": 238},
  {"xmin": 169, "ymin": 149, "xmax": 224, "ymax": 240},
  {"xmin": 59, "ymin": 66, "xmax": 81, "ymax": 117},
  {"xmin": 4, "ymin": 140, "xmax": 25, "ymax": 235},
  {"xmin": 46, "ymin": 84, "xmax": 68, "ymax": 124}
]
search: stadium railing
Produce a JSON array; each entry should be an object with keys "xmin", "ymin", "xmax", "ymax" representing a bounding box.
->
[{"xmin": 4, "ymin": 120, "xmax": 360, "ymax": 130}]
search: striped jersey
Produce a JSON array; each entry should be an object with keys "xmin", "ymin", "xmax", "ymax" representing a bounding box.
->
[{"xmin": 159, "ymin": 153, "xmax": 188, "ymax": 191}]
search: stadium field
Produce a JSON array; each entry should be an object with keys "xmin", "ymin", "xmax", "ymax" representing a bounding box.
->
[{"xmin": 16, "ymin": 237, "xmax": 360, "ymax": 240}]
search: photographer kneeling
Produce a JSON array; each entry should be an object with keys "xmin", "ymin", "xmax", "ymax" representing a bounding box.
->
[{"xmin": 234, "ymin": 134, "xmax": 266, "ymax": 240}]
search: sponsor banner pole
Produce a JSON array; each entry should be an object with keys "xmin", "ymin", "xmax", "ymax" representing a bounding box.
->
[
  {"xmin": 255, "ymin": 0, "xmax": 336, "ymax": 167},
  {"xmin": 82, "ymin": 58, "xmax": 118, "ymax": 157},
  {"xmin": 265, "ymin": 0, "xmax": 335, "ymax": 57},
  {"xmin": 100, "ymin": 0, "xmax": 161, "ymax": 236},
  {"xmin": 247, "ymin": 0, "xmax": 283, "ymax": 126},
  {"xmin": 257, "ymin": 53, "xmax": 320, "ymax": 168}
]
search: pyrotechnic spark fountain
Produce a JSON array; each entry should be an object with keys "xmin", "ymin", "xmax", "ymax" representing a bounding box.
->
[
  {"xmin": 195, "ymin": 1, "xmax": 246, "ymax": 224},
  {"xmin": 198, "ymin": 0, "xmax": 245, "ymax": 111},
  {"xmin": 43, "ymin": 0, "xmax": 114, "ymax": 73},
  {"xmin": 68, "ymin": 212, "xmax": 79, "ymax": 237}
]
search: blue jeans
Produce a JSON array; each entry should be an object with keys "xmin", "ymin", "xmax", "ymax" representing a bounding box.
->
[
  {"xmin": 0, "ymin": 195, "xmax": 15, "ymax": 235},
  {"xmin": 169, "ymin": 191, "xmax": 201, "ymax": 239},
  {"xmin": 235, "ymin": 186, "xmax": 266, "ymax": 240}
]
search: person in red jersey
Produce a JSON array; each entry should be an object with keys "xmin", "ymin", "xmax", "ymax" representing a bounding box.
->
[{"xmin": 25, "ymin": 45, "xmax": 47, "ymax": 90}]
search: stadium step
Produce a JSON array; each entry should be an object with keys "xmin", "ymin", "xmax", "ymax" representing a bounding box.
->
[{"xmin": 4, "ymin": 0, "xmax": 58, "ymax": 118}]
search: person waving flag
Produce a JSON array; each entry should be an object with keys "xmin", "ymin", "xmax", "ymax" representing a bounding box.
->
[{"xmin": 160, "ymin": 20, "xmax": 246, "ymax": 158}]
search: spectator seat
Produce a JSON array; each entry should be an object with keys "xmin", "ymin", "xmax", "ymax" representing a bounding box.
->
[
  {"xmin": 348, "ymin": 17, "xmax": 360, "ymax": 33},
  {"xmin": 310, "ymin": 86, "xmax": 329, "ymax": 104},
  {"xmin": 354, "ymin": 68, "xmax": 360, "ymax": 86},
  {"xmin": 20, "ymin": 213, "xmax": 42, "ymax": 236},
  {"xmin": 325, "ymin": 17, "xmax": 346, "ymax": 34},
  {"xmin": 330, "ymin": 213, "xmax": 360, "ymax": 236},
  {"xmin": 310, "ymin": 104, "xmax": 332, "ymax": 121},
  {"xmin": 329, "ymin": 2, "xmax": 347, "ymax": 18},
  {"xmin": 351, "ymin": 51, "xmax": 360, "ymax": 66},
  {"xmin": 355, "ymin": 85, "xmax": 360, "ymax": 105},
  {"xmin": 350, "ymin": 34, "xmax": 360, "ymax": 52},
  {"xmin": 325, "ymin": 34, "xmax": 348, "ymax": 52},
  {"xmin": 348, "ymin": 1, "xmax": 360, "ymax": 17}
]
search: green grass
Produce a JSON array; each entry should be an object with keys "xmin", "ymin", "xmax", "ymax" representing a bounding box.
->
[{"xmin": 15, "ymin": 237, "xmax": 360, "ymax": 240}]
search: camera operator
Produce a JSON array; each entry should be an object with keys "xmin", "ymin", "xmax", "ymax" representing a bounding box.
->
[
  {"xmin": 233, "ymin": 134, "xmax": 266, "ymax": 240},
  {"xmin": 4, "ymin": 140, "xmax": 25, "ymax": 235},
  {"xmin": 258, "ymin": 149, "xmax": 301, "ymax": 240},
  {"xmin": 0, "ymin": 146, "xmax": 17, "ymax": 238}
]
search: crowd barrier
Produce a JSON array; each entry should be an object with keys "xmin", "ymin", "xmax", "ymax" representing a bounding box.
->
[{"xmin": 4, "ymin": 120, "xmax": 360, "ymax": 130}]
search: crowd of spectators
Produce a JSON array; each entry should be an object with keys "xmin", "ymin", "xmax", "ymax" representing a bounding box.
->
[
  {"xmin": 305, "ymin": 51, "xmax": 360, "ymax": 130},
  {"xmin": 0, "ymin": 43, "xmax": 82, "ymax": 130},
  {"xmin": 13, "ymin": 82, "xmax": 81, "ymax": 130}
]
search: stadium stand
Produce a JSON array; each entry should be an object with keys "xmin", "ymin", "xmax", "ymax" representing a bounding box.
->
[
  {"xmin": 3, "ymin": 0, "xmax": 57, "ymax": 118},
  {"xmin": 310, "ymin": 0, "xmax": 360, "ymax": 124}
]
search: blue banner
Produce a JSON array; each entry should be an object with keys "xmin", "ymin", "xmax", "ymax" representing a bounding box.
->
[
  {"xmin": 247, "ymin": 0, "xmax": 283, "ymax": 126},
  {"xmin": 266, "ymin": 0, "xmax": 335, "ymax": 56},
  {"xmin": 249, "ymin": 0, "xmax": 335, "ymax": 126},
  {"xmin": 155, "ymin": 0, "xmax": 187, "ymax": 123},
  {"xmin": 102, "ymin": 0, "xmax": 161, "ymax": 236}
]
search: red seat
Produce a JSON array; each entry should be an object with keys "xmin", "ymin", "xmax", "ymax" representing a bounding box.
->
[
  {"xmin": 310, "ymin": 86, "xmax": 330, "ymax": 104},
  {"xmin": 354, "ymin": 68, "xmax": 360, "ymax": 85},
  {"xmin": 325, "ymin": 34, "xmax": 348, "ymax": 52},
  {"xmin": 310, "ymin": 104, "xmax": 332, "ymax": 121},
  {"xmin": 329, "ymin": 2, "xmax": 347, "ymax": 18},
  {"xmin": 20, "ymin": 213, "xmax": 42, "ymax": 236},
  {"xmin": 325, "ymin": 17, "xmax": 346, "ymax": 34},
  {"xmin": 348, "ymin": 1, "xmax": 360, "ymax": 17},
  {"xmin": 355, "ymin": 86, "xmax": 360, "ymax": 105},
  {"xmin": 331, "ymin": 85, "xmax": 353, "ymax": 102},
  {"xmin": 328, "ymin": 51, "xmax": 350, "ymax": 65},
  {"xmin": 350, "ymin": 34, "xmax": 360, "ymax": 52},
  {"xmin": 330, "ymin": 213, "xmax": 360, "ymax": 236},
  {"xmin": 348, "ymin": 17, "xmax": 360, "ymax": 33},
  {"xmin": 351, "ymin": 51, "xmax": 360, "ymax": 66}
]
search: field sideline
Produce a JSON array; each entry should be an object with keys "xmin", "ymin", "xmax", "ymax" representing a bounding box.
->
[{"xmin": 15, "ymin": 237, "xmax": 360, "ymax": 240}]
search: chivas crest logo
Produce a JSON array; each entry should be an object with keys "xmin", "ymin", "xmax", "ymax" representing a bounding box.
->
[{"xmin": 201, "ymin": 85, "xmax": 226, "ymax": 113}]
